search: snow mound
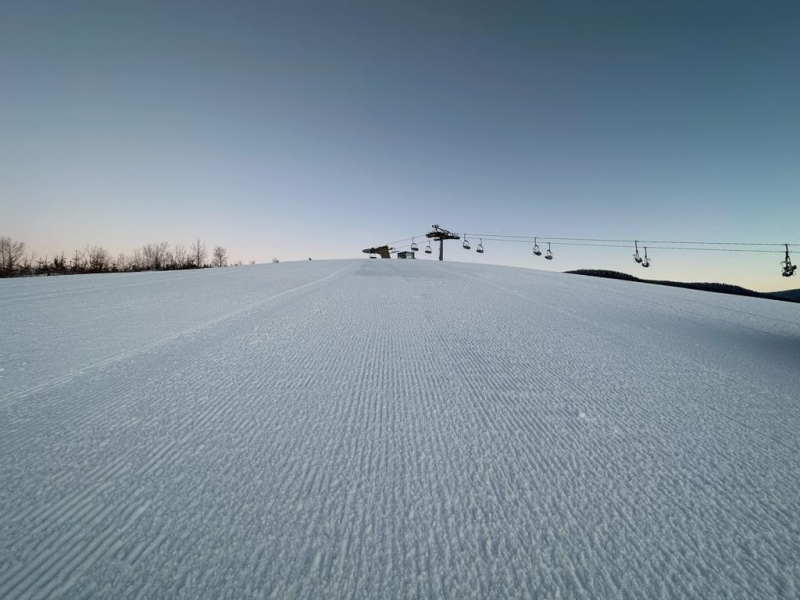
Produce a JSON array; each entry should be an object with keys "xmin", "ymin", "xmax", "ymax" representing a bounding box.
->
[{"xmin": 1, "ymin": 259, "xmax": 799, "ymax": 598}]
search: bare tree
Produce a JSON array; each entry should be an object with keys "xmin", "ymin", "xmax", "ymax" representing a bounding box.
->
[
  {"xmin": 173, "ymin": 244, "xmax": 187, "ymax": 268},
  {"xmin": 19, "ymin": 252, "xmax": 36, "ymax": 276},
  {"xmin": 191, "ymin": 238, "xmax": 207, "ymax": 268},
  {"xmin": 142, "ymin": 242, "xmax": 170, "ymax": 270},
  {"xmin": 131, "ymin": 250, "xmax": 139, "ymax": 271},
  {"xmin": 212, "ymin": 245, "xmax": 227, "ymax": 268},
  {"xmin": 141, "ymin": 244, "xmax": 154, "ymax": 269},
  {"xmin": 157, "ymin": 242, "xmax": 170, "ymax": 269},
  {"xmin": 156, "ymin": 242, "xmax": 170, "ymax": 269},
  {"xmin": 86, "ymin": 245, "xmax": 109, "ymax": 272},
  {"xmin": 0, "ymin": 237, "xmax": 26, "ymax": 276},
  {"xmin": 70, "ymin": 249, "xmax": 85, "ymax": 273},
  {"xmin": 116, "ymin": 253, "xmax": 128, "ymax": 272}
]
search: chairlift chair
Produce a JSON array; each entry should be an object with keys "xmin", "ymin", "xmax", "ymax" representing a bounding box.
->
[
  {"xmin": 533, "ymin": 237, "xmax": 542, "ymax": 256},
  {"xmin": 476, "ymin": 239, "xmax": 484, "ymax": 254},
  {"xmin": 633, "ymin": 240, "xmax": 643, "ymax": 264},
  {"xmin": 424, "ymin": 242, "xmax": 432, "ymax": 254},
  {"xmin": 545, "ymin": 242, "xmax": 553, "ymax": 260},
  {"xmin": 781, "ymin": 244, "xmax": 797, "ymax": 277},
  {"xmin": 641, "ymin": 247, "xmax": 651, "ymax": 268},
  {"xmin": 410, "ymin": 238, "xmax": 419, "ymax": 252},
  {"xmin": 462, "ymin": 235, "xmax": 471, "ymax": 250}
]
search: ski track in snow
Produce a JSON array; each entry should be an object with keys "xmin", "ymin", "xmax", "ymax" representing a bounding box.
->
[{"xmin": 1, "ymin": 259, "xmax": 799, "ymax": 599}]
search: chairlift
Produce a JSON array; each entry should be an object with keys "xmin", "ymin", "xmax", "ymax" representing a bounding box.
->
[
  {"xmin": 424, "ymin": 242, "xmax": 432, "ymax": 254},
  {"xmin": 781, "ymin": 244, "xmax": 797, "ymax": 277},
  {"xmin": 410, "ymin": 238, "xmax": 419, "ymax": 252},
  {"xmin": 476, "ymin": 238, "xmax": 484, "ymax": 254},
  {"xmin": 633, "ymin": 240, "xmax": 643, "ymax": 264},
  {"xmin": 545, "ymin": 242, "xmax": 553, "ymax": 260},
  {"xmin": 641, "ymin": 247, "xmax": 651, "ymax": 268},
  {"xmin": 369, "ymin": 253, "xmax": 377, "ymax": 259},
  {"xmin": 533, "ymin": 237, "xmax": 542, "ymax": 257},
  {"xmin": 462, "ymin": 235, "xmax": 471, "ymax": 250}
]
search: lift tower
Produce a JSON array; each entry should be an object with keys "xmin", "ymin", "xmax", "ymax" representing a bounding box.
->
[{"xmin": 425, "ymin": 225, "xmax": 461, "ymax": 262}]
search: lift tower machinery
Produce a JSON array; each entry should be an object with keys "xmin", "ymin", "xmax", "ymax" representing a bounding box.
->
[{"xmin": 426, "ymin": 225, "xmax": 461, "ymax": 262}]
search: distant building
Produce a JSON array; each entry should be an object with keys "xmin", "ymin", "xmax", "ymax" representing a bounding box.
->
[
  {"xmin": 362, "ymin": 245, "xmax": 391, "ymax": 258},
  {"xmin": 397, "ymin": 251, "xmax": 415, "ymax": 259}
]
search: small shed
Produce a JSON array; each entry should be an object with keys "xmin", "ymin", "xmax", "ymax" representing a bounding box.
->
[{"xmin": 397, "ymin": 251, "xmax": 416, "ymax": 259}]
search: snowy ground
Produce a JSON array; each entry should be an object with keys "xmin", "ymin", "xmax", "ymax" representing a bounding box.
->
[{"xmin": 1, "ymin": 259, "xmax": 799, "ymax": 599}]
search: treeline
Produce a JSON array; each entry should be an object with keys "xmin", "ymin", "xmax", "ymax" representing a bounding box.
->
[
  {"xmin": 566, "ymin": 269, "xmax": 800, "ymax": 304},
  {"xmin": 0, "ymin": 237, "xmax": 239, "ymax": 278}
]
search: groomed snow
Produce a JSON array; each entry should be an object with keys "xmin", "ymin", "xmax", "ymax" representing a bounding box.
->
[{"xmin": 1, "ymin": 259, "xmax": 799, "ymax": 599}]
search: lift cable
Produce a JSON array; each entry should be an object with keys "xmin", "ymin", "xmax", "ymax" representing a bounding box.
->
[
  {"xmin": 385, "ymin": 233, "xmax": 430, "ymax": 247},
  {"xmin": 462, "ymin": 233, "xmax": 797, "ymax": 247},
  {"xmin": 470, "ymin": 238, "xmax": 786, "ymax": 254}
]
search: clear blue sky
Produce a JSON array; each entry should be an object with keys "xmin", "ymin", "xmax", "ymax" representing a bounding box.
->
[{"xmin": 2, "ymin": 1, "xmax": 798, "ymax": 290}]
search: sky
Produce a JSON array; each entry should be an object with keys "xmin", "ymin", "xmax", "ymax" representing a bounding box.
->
[{"xmin": 1, "ymin": 0, "xmax": 799, "ymax": 291}]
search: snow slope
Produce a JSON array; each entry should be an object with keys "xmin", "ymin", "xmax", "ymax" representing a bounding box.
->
[{"xmin": 1, "ymin": 259, "xmax": 799, "ymax": 599}]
